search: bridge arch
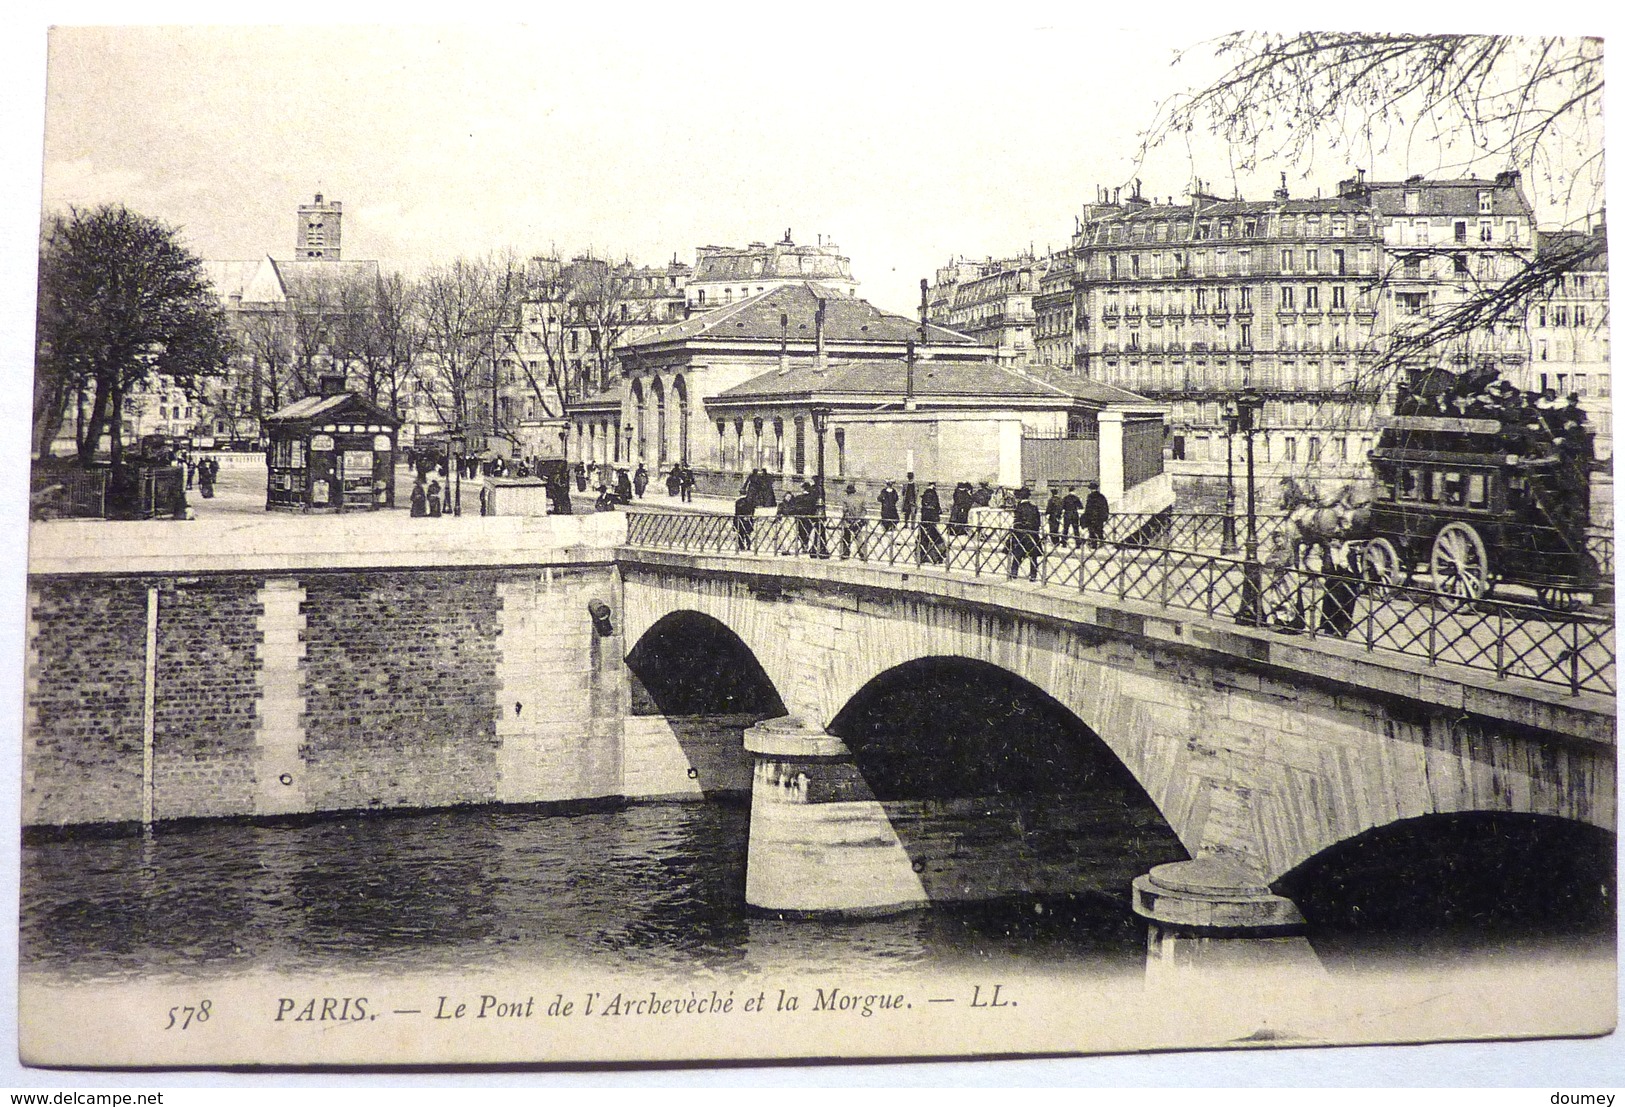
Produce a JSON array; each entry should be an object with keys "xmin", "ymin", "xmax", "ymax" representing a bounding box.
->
[
  {"xmin": 625, "ymin": 609, "xmax": 785, "ymax": 718},
  {"xmin": 824, "ymin": 655, "xmax": 1190, "ymax": 903},
  {"xmin": 1275, "ymin": 811, "xmax": 1615, "ymax": 935},
  {"xmin": 828, "ymin": 655, "xmax": 1164, "ymax": 807}
]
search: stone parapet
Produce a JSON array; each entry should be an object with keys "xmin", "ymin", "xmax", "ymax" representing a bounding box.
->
[{"xmin": 28, "ymin": 511, "xmax": 629, "ymax": 576}]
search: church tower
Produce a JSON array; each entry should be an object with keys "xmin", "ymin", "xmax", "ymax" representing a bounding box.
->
[{"xmin": 295, "ymin": 193, "xmax": 342, "ymax": 259}]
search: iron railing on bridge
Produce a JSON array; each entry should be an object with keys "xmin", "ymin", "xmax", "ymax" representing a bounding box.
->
[{"xmin": 625, "ymin": 511, "xmax": 1615, "ymax": 698}]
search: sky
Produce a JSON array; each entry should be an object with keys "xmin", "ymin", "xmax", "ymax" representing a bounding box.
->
[
  {"xmin": 25, "ymin": 17, "xmax": 1609, "ymax": 318},
  {"xmin": 3, "ymin": 2, "xmax": 1624, "ymax": 1093}
]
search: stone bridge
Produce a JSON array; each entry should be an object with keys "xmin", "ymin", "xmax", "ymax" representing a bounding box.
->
[
  {"xmin": 21, "ymin": 512, "xmax": 1615, "ymax": 942},
  {"xmin": 619, "ymin": 546, "xmax": 1615, "ymax": 931}
]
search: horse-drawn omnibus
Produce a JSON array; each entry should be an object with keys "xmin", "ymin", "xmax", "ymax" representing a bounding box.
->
[{"xmin": 1359, "ymin": 400, "xmax": 1600, "ymax": 608}]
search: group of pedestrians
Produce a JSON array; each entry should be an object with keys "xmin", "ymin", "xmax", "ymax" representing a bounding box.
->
[
  {"xmin": 727, "ymin": 468, "xmax": 1112, "ymax": 576},
  {"xmin": 409, "ymin": 472, "xmax": 448, "ymax": 517},
  {"xmin": 182, "ymin": 455, "xmax": 220, "ymax": 499}
]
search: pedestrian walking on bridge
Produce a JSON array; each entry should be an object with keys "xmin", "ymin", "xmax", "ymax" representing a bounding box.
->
[
  {"xmin": 1083, "ymin": 482, "xmax": 1109, "ymax": 548},
  {"xmin": 1008, "ymin": 488, "xmax": 1042, "ymax": 580}
]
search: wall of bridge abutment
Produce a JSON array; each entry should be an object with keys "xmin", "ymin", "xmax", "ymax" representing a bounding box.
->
[
  {"xmin": 21, "ymin": 513, "xmax": 760, "ymax": 829},
  {"xmin": 619, "ymin": 551, "xmax": 1616, "ymax": 924}
]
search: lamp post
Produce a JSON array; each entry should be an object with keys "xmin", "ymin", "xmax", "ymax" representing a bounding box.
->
[
  {"xmin": 449, "ymin": 427, "xmax": 466, "ymax": 517},
  {"xmin": 1221, "ymin": 409, "xmax": 1240, "ymax": 555},
  {"xmin": 1233, "ymin": 388, "xmax": 1264, "ymax": 625},
  {"xmin": 810, "ymin": 404, "xmax": 831, "ymax": 559}
]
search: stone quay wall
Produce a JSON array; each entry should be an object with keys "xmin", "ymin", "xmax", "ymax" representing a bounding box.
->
[{"xmin": 22, "ymin": 513, "xmax": 752, "ymax": 829}]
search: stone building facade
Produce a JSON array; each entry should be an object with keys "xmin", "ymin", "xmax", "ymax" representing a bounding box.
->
[
  {"xmin": 925, "ymin": 253, "xmax": 1043, "ymax": 362},
  {"xmin": 1068, "ymin": 171, "xmax": 1537, "ymax": 498},
  {"xmin": 685, "ymin": 232, "xmax": 857, "ymax": 311},
  {"xmin": 1031, "ymin": 248, "xmax": 1076, "ymax": 370},
  {"xmin": 1525, "ymin": 221, "xmax": 1610, "ymax": 458}
]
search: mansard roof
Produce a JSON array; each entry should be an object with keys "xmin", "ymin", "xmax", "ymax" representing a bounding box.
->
[{"xmin": 626, "ymin": 283, "xmax": 980, "ymax": 349}]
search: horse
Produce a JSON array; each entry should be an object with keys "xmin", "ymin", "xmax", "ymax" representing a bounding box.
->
[{"xmin": 1279, "ymin": 478, "xmax": 1371, "ymax": 568}]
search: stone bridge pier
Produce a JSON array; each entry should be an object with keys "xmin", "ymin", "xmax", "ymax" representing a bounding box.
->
[{"xmin": 621, "ymin": 553, "xmax": 1616, "ymax": 961}]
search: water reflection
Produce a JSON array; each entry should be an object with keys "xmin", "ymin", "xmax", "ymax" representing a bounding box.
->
[
  {"xmin": 20, "ymin": 802, "xmax": 1148, "ymax": 985},
  {"xmin": 22, "ymin": 801, "xmax": 1609, "ymax": 987}
]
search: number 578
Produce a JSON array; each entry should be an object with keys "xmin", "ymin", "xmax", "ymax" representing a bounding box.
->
[{"xmin": 165, "ymin": 999, "xmax": 212, "ymax": 1029}]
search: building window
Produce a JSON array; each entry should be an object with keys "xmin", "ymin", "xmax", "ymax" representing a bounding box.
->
[
  {"xmin": 1279, "ymin": 285, "xmax": 1295, "ymax": 310},
  {"xmin": 1404, "ymin": 190, "xmax": 1420, "ymax": 214},
  {"xmin": 834, "ymin": 429, "xmax": 846, "ymax": 477},
  {"xmin": 1479, "ymin": 220, "xmax": 1494, "ymax": 243},
  {"xmin": 1454, "ymin": 221, "xmax": 1468, "ymax": 243},
  {"xmin": 1305, "ymin": 286, "xmax": 1320, "ymax": 309},
  {"xmin": 1454, "ymin": 254, "xmax": 1469, "ymax": 277},
  {"xmin": 1331, "ymin": 285, "xmax": 1347, "ymax": 309},
  {"xmin": 1279, "ymin": 248, "xmax": 1293, "ymax": 272},
  {"xmin": 1479, "ymin": 190, "xmax": 1493, "ymax": 214}
]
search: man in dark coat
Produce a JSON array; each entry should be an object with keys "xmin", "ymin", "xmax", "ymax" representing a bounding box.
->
[
  {"xmin": 1319, "ymin": 545, "xmax": 1362, "ymax": 638},
  {"xmin": 949, "ymin": 482, "xmax": 973, "ymax": 537},
  {"xmin": 633, "ymin": 463, "xmax": 649, "ymax": 499},
  {"xmin": 574, "ymin": 461, "xmax": 588, "ymax": 493},
  {"xmin": 678, "ymin": 463, "xmax": 695, "ymax": 503},
  {"xmin": 877, "ymin": 481, "xmax": 900, "ymax": 531},
  {"xmin": 1083, "ymin": 481, "xmax": 1110, "ymax": 548},
  {"xmin": 1008, "ymin": 487, "xmax": 1043, "ymax": 580},
  {"xmin": 917, "ymin": 482, "xmax": 945, "ymax": 565},
  {"xmin": 615, "ymin": 468, "xmax": 633, "ymax": 505},
  {"xmin": 1060, "ymin": 486, "xmax": 1084, "ymax": 548},
  {"xmin": 733, "ymin": 491, "xmax": 756, "ymax": 551},
  {"xmin": 1044, "ymin": 487, "xmax": 1064, "ymax": 549},
  {"xmin": 901, "ymin": 473, "xmax": 918, "ymax": 523},
  {"xmin": 792, "ymin": 482, "xmax": 816, "ymax": 553}
]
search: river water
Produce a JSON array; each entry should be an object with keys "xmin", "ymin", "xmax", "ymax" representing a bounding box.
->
[
  {"xmin": 20, "ymin": 799, "xmax": 1612, "ymax": 988},
  {"xmin": 20, "ymin": 801, "xmax": 1154, "ymax": 986}
]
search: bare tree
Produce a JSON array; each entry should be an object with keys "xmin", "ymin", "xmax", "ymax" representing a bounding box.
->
[
  {"xmin": 514, "ymin": 254, "xmax": 665, "ymax": 420},
  {"xmin": 230, "ymin": 306, "xmax": 295, "ymax": 419},
  {"xmin": 414, "ymin": 251, "xmax": 528, "ymax": 434},
  {"xmin": 350, "ymin": 271, "xmax": 423, "ymax": 417}
]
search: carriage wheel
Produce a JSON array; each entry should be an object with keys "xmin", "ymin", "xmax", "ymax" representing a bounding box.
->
[
  {"xmin": 1429, "ymin": 522, "xmax": 1490, "ymax": 600},
  {"xmin": 1360, "ymin": 538, "xmax": 1406, "ymax": 596},
  {"xmin": 1535, "ymin": 586, "xmax": 1585, "ymax": 613}
]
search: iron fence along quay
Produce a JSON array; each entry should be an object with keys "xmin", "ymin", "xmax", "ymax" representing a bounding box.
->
[{"xmin": 626, "ymin": 511, "xmax": 1616, "ymax": 698}]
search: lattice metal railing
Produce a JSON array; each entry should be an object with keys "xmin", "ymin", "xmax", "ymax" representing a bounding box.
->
[{"xmin": 625, "ymin": 512, "xmax": 1615, "ymax": 696}]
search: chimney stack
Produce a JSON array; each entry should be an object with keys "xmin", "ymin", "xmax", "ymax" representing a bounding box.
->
[
  {"xmin": 319, "ymin": 373, "xmax": 346, "ymax": 398},
  {"xmin": 905, "ymin": 340, "xmax": 917, "ymax": 412},
  {"xmin": 814, "ymin": 297, "xmax": 827, "ymax": 372}
]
